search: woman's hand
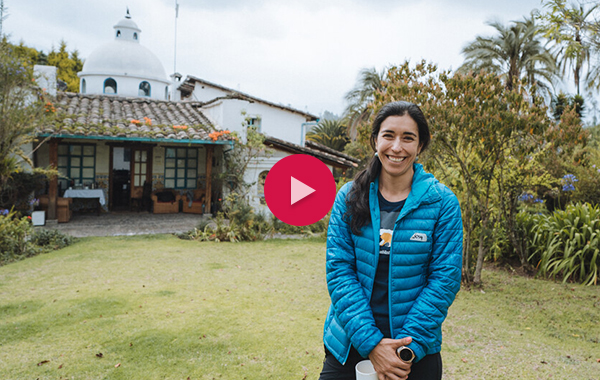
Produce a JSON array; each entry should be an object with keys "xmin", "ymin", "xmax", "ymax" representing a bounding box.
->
[{"xmin": 368, "ymin": 337, "xmax": 413, "ymax": 380}]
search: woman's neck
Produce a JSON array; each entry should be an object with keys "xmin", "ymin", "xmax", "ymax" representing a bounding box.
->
[{"xmin": 378, "ymin": 169, "xmax": 414, "ymax": 202}]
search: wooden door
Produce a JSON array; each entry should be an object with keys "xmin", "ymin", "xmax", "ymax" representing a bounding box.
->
[{"xmin": 130, "ymin": 147, "xmax": 152, "ymax": 199}]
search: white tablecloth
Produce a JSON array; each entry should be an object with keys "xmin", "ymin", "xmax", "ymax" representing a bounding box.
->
[{"xmin": 63, "ymin": 189, "xmax": 106, "ymax": 206}]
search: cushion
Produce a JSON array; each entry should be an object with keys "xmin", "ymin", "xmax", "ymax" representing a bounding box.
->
[{"xmin": 156, "ymin": 191, "xmax": 175, "ymax": 203}]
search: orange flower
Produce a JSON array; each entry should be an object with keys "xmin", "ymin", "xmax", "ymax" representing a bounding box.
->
[
  {"xmin": 143, "ymin": 117, "xmax": 152, "ymax": 126},
  {"xmin": 173, "ymin": 125, "xmax": 188, "ymax": 130},
  {"xmin": 131, "ymin": 119, "xmax": 141, "ymax": 125}
]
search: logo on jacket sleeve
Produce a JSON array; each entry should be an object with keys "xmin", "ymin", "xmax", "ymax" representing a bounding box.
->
[{"xmin": 410, "ymin": 233, "xmax": 427, "ymax": 242}]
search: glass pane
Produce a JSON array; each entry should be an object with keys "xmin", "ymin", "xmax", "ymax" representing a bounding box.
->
[
  {"xmin": 58, "ymin": 145, "xmax": 68, "ymax": 155},
  {"xmin": 176, "ymin": 179, "xmax": 185, "ymax": 188},
  {"xmin": 83, "ymin": 146, "xmax": 94, "ymax": 155},
  {"xmin": 58, "ymin": 168, "xmax": 68, "ymax": 176},
  {"xmin": 177, "ymin": 149, "xmax": 186, "ymax": 158},
  {"xmin": 141, "ymin": 163, "xmax": 147, "ymax": 174},
  {"xmin": 187, "ymin": 180, "xmax": 195, "ymax": 189},
  {"xmin": 188, "ymin": 149, "xmax": 197, "ymax": 158},
  {"xmin": 83, "ymin": 157, "xmax": 94, "ymax": 167},
  {"xmin": 141, "ymin": 151, "xmax": 147, "ymax": 162},
  {"xmin": 166, "ymin": 148, "xmax": 175, "ymax": 158},
  {"xmin": 71, "ymin": 157, "xmax": 81, "ymax": 168},
  {"xmin": 82, "ymin": 168, "xmax": 94, "ymax": 178},
  {"xmin": 58, "ymin": 157, "xmax": 68, "ymax": 166},
  {"xmin": 187, "ymin": 169, "xmax": 196, "ymax": 178},
  {"xmin": 134, "ymin": 176, "xmax": 140, "ymax": 186},
  {"xmin": 165, "ymin": 179, "xmax": 175, "ymax": 188},
  {"xmin": 73, "ymin": 178, "xmax": 81, "ymax": 185},
  {"xmin": 134, "ymin": 163, "xmax": 140, "ymax": 174},
  {"xmin": 177, "ymin": 169, "xmax": 185, "ymax": 178},
  {"xmin": 165, "ymin": 169, "xmax": 175, "ymax": 178},
  {"xmin": 70, "ymin": 168, "xmax": 80, "ymax": 179},
  {"xmin": 70, "ymin": 145, "xmax": 82, "ymax": 155},
  {"xmin": 188, "ymin": 158, "xmax": 197, "ymax": 168},
  {"xmin": 165, "ymin": 158, "xmax": 175, "ymax": 168},
  {"xmin": 135, "ymin": 150, "xmax": 141, "ymax": 161},
  {"xmin": 177, "ymin": 159, "xmax": 185, "ymax": 167}
]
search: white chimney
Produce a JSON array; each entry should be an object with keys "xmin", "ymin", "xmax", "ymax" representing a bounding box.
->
[{"xmin": 33, "ymin": 65, "xmax": 57, "ymax": 96}]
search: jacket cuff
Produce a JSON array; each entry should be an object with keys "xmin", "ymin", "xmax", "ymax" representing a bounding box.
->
[
  {"xmin": 406, "ymin": 341, "xmax": 426, "ymax": 363},
  {"xmin": 355, "ymin": 330, "xmax": 385, "ymax": 358}
]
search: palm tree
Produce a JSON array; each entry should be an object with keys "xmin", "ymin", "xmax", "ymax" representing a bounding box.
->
[
  {"xmin": 459, "ymin": 16, "xmax": 556, "ymax": 95},
  {"xmin": 541, "ymin": 0, "xmax": 599, "ymax": 95},
  {"xmin": 343, "ymin": 67, "xmax": 387, "ymax": 140},
  {"xmin": 305, "ymin": 119, "xmax": 349, "ymax": 152}
]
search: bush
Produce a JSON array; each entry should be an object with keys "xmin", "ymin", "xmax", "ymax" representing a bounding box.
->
[
  {"xmin": 0, "ymin": 210, "xmax": 38, "ymax": 264},
  {"xmin": 525, "ymin": 203, "xmax": 600, "ymax": 285},
  {"xmin": 30, "ymin": 228, "xmax": 73, "ymax": 251}
]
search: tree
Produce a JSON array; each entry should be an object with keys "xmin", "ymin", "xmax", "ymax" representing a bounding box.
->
[
  {"xmin": 0, "ymin": 40, "xmax": 54, "ymax": 197},
  {"xmin": 540, "ymin": 0, "xmax": 600, "ymax": 95},
  {"xmin": 552, "ymin": 91, "xmax": 585, "ymax": 120},
  {"xmin": 305, "ymin": 119, "xmax": 349, "ymax": 152},
  {"xmin": 343, "ymin": 67, "xmax": 387, "ymax": 140},
  {"xmin": 459, "ymin": 16, "xmax": 557, "ymax": 95},
  {"xmin": 47, "ymin": 40, "xmax": 83, "ymax": 92}
]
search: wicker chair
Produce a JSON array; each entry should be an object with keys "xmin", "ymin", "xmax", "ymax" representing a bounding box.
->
[
  {"xmin": 151, "ymin": 190, "xmax": 181, "ymax": 214},
  {"xmin": 182, "ymin": 189, "xmax": 206, "ymax": 214}
]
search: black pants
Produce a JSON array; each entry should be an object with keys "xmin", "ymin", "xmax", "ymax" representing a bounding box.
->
[{"xmin": 319, "ymin": 346, "xmax": 442, "ymax": 380}]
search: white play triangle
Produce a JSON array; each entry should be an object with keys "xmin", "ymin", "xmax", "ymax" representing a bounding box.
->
[{"xmin": 290, "ymin": 176, "xmax": 315, "ymax": 205}]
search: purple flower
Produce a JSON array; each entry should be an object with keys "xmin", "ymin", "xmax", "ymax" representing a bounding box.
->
[{"xmin": 0, "ymin": 209, "xmax": 9, "ymax": 216}]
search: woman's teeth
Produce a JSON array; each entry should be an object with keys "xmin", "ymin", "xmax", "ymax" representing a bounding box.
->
[{"xmin": 388, "ymin": 156, "xmax": 405, "ymax": 162}]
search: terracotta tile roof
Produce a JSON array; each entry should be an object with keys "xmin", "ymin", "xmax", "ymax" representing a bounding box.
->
[
  {"xmin": 38, "ymin": 92, "xmax": 232, "ymax": 143},
  {"xmin": 263, "ymin": 136, "xmax": 359, "ymax": 169}
]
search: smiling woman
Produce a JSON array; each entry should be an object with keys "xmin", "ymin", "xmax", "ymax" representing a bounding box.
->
[{"xmin": 319, "ymin": 101, "xmax": 462, "ymax": 380}]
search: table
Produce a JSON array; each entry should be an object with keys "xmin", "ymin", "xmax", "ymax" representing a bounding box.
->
[{"xmin": 63, "ymin": 189, "xmax": 107, "ymax": 215}]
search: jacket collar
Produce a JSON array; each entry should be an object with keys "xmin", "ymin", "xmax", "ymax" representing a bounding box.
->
[{"xmin": 369, "ymin": 164, "xmax": 441, "ymax": 222}]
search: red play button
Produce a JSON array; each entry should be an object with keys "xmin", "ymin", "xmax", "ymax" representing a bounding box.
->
[{"xmin": 264, "ymin": 154, "xmax": 336, "ymax": 226}]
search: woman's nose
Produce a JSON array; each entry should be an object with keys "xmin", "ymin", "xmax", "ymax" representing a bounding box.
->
[{"xmin": 391, "ymin": 138, "xmax": 403, "ymax": 152}]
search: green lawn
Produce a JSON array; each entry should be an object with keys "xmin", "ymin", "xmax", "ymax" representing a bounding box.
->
[{"xmin": 0, "ymin": 235, "xmax": 598, "ymax": 379}]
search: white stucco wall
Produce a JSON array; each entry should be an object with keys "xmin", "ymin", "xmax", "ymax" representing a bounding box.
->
[{"xmin": 80, "ymin": 74, "xmax": 170, "ymax": 100}]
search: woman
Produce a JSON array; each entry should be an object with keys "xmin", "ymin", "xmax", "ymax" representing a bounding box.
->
[{"xmin": 319, "ymin": 101, "xmax": 463, "ymax": 380}]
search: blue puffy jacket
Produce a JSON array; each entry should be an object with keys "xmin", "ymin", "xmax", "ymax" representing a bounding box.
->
[{"xmin": 323, "ymin": 163, "xmax": 463, "ymax": 364}]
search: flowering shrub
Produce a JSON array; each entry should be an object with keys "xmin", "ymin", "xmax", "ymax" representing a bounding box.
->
[
  {"xmin": 0, "ymin": 210, "xmax": 37, "ymax": 264},
  {"xmin": 561, "ymin": 174, "xmax": 578, "ymax": 192},
  {"xmin": 208, "ymin": 130, "xmax": 231, "ymax": 141}
]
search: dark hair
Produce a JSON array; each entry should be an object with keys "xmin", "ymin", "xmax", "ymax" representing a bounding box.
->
[{"xmin": 344, "ymin": 101, "xmax": 431, "ymax": 235}]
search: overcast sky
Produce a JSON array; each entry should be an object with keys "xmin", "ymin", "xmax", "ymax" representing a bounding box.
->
[{"xmin": 4, "ymin": 0, "xmax": 548, "ymax": 117}]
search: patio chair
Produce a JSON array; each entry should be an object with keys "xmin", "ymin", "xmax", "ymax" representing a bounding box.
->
[
  {"xmin": 151, "ymin": 190, "xmax": 181, "ymax": 214},
  {"xmin": 182, "ymin": 189, "xmax": 206, "ymax": 214}
]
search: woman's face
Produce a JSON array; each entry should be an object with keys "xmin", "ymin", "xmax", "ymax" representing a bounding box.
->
[{"xmin": 375, "ymin": 114, "xmax": 421, "ymax": 180}]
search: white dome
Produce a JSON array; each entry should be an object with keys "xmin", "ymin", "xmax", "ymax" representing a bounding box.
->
[{"xmin": 80, "ymin": 40, "xmax": 168, "ymax": 82}]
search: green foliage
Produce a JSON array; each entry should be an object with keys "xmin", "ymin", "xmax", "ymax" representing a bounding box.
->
[
  {"xmin": 0, "ymin": 40, "xmax": 55, "ymax": 193},
  {"xmin": 552, "ymin": 92, "xmax": 584, "ymax": 120},
  {"xmin": 182, "ymin": 193, "xmax": 273, "ymax": 242},
  {"xmin": 30, "ymin": 228, "xmax": 73, "ymax": 251},
  {"xmin": 47, "ymin": 40, "xmax": 83, "ymax": 92},
  {"xmin": 525, "ymin": 203, "xmax": 600, "ymax": 285},
  {"xmin": 458, "ymin": 15, "xmax": 556, "ymax": 95},
  {"xmin": 305, "ymin": 119, "xmax": 349, "ymax": 152},
  {"xmin": 0, "ymin": 211, "xmax": 37, "ymax": 264},
  {"xmin": 0, "ymin": 171, "xmax": 46, "ymax": 211}
]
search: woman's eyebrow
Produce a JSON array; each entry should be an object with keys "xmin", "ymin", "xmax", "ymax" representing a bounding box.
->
[{"xmin": 380, "ymin": 129, "xmax": 417, "ymax": 137}]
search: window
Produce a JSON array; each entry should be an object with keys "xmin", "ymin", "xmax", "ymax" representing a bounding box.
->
[
  {"xmin": 81, "ymin": 79, "xmax": 86, "ymax": 94},
  {"xmin": 116, "ymin": 30, "xmax": 121, "ymax": 38},
  {"xmin": 133, "ymin": 32, "xmax": 138, "ymax": 40},
  {"xmin": 104, "ymin": 78, "xmax": 117, "ymax": 94},
  {"xmin": 139, "ymin": 81, "xmax": 151, "ymax": 97},
  {"xmin": 164, "ymin": 147, "xmax": 197, "ymax": 189},
  {"xmin": 165, "ymin": 86, "xmax": 169, "ymax": 100},
  {"xmin": 258, "ymin": 170, "xmax": 268, "ymax": 205},
  {"xmin": 57, "ymin": 144, "xmax": 96, "ymax": 191},
  {"xmin": 247, "ymin": 116, "xmax": 261, "ymax": 133}
]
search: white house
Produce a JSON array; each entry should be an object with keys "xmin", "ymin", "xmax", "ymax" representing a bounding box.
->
[{"xmin": 31, "ymin": 10, "xmax": 358, "ymax": 220}]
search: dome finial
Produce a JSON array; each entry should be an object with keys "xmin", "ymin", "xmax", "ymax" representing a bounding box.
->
[{"xmin": 126, "ymin": 7, "xmax": 131, "ymax": 19}]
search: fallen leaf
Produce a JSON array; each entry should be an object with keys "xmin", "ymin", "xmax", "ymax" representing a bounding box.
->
[
  {"xmin": 541, "ymin": 361, "xmax": 548, "ymax": 364},
  {"xmin": 130, "ymin": 342, "xmax": 133, "ymax": 347},
  {"xmin": 37, "ymin": 360, "xmax": 49, "ymax": 366},
  {"xmin": 115, "ymin": 363, "xmax": 121, "ymax": 368},
  {"xmin": 96, "ymin": 353, "xmax": 103, "ymax": 358},
  {"xmin": 596, "ymin": 358, "xmax": 600, "ymax": 363},
  {"xmin": 58, "ymin": 364, "xmax": 63, "ymax": 369},
  {"xmin": 461, "ymin": 358, "xmax": 468, "ymax": 363}
]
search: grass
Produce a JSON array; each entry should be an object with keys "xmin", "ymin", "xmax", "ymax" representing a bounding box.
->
[{"xmin": 0, "ymin": 235, "xmax": 599, "ymax": 379}]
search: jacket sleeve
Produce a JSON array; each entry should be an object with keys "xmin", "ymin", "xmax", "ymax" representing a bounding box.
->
[
  {"xmin": 396, "ymin": 186, "xmax": 463, "ymax": 362},
  {"xmin": 326, "ymin": 184, "xmax": 384, "ymax": 357}
]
